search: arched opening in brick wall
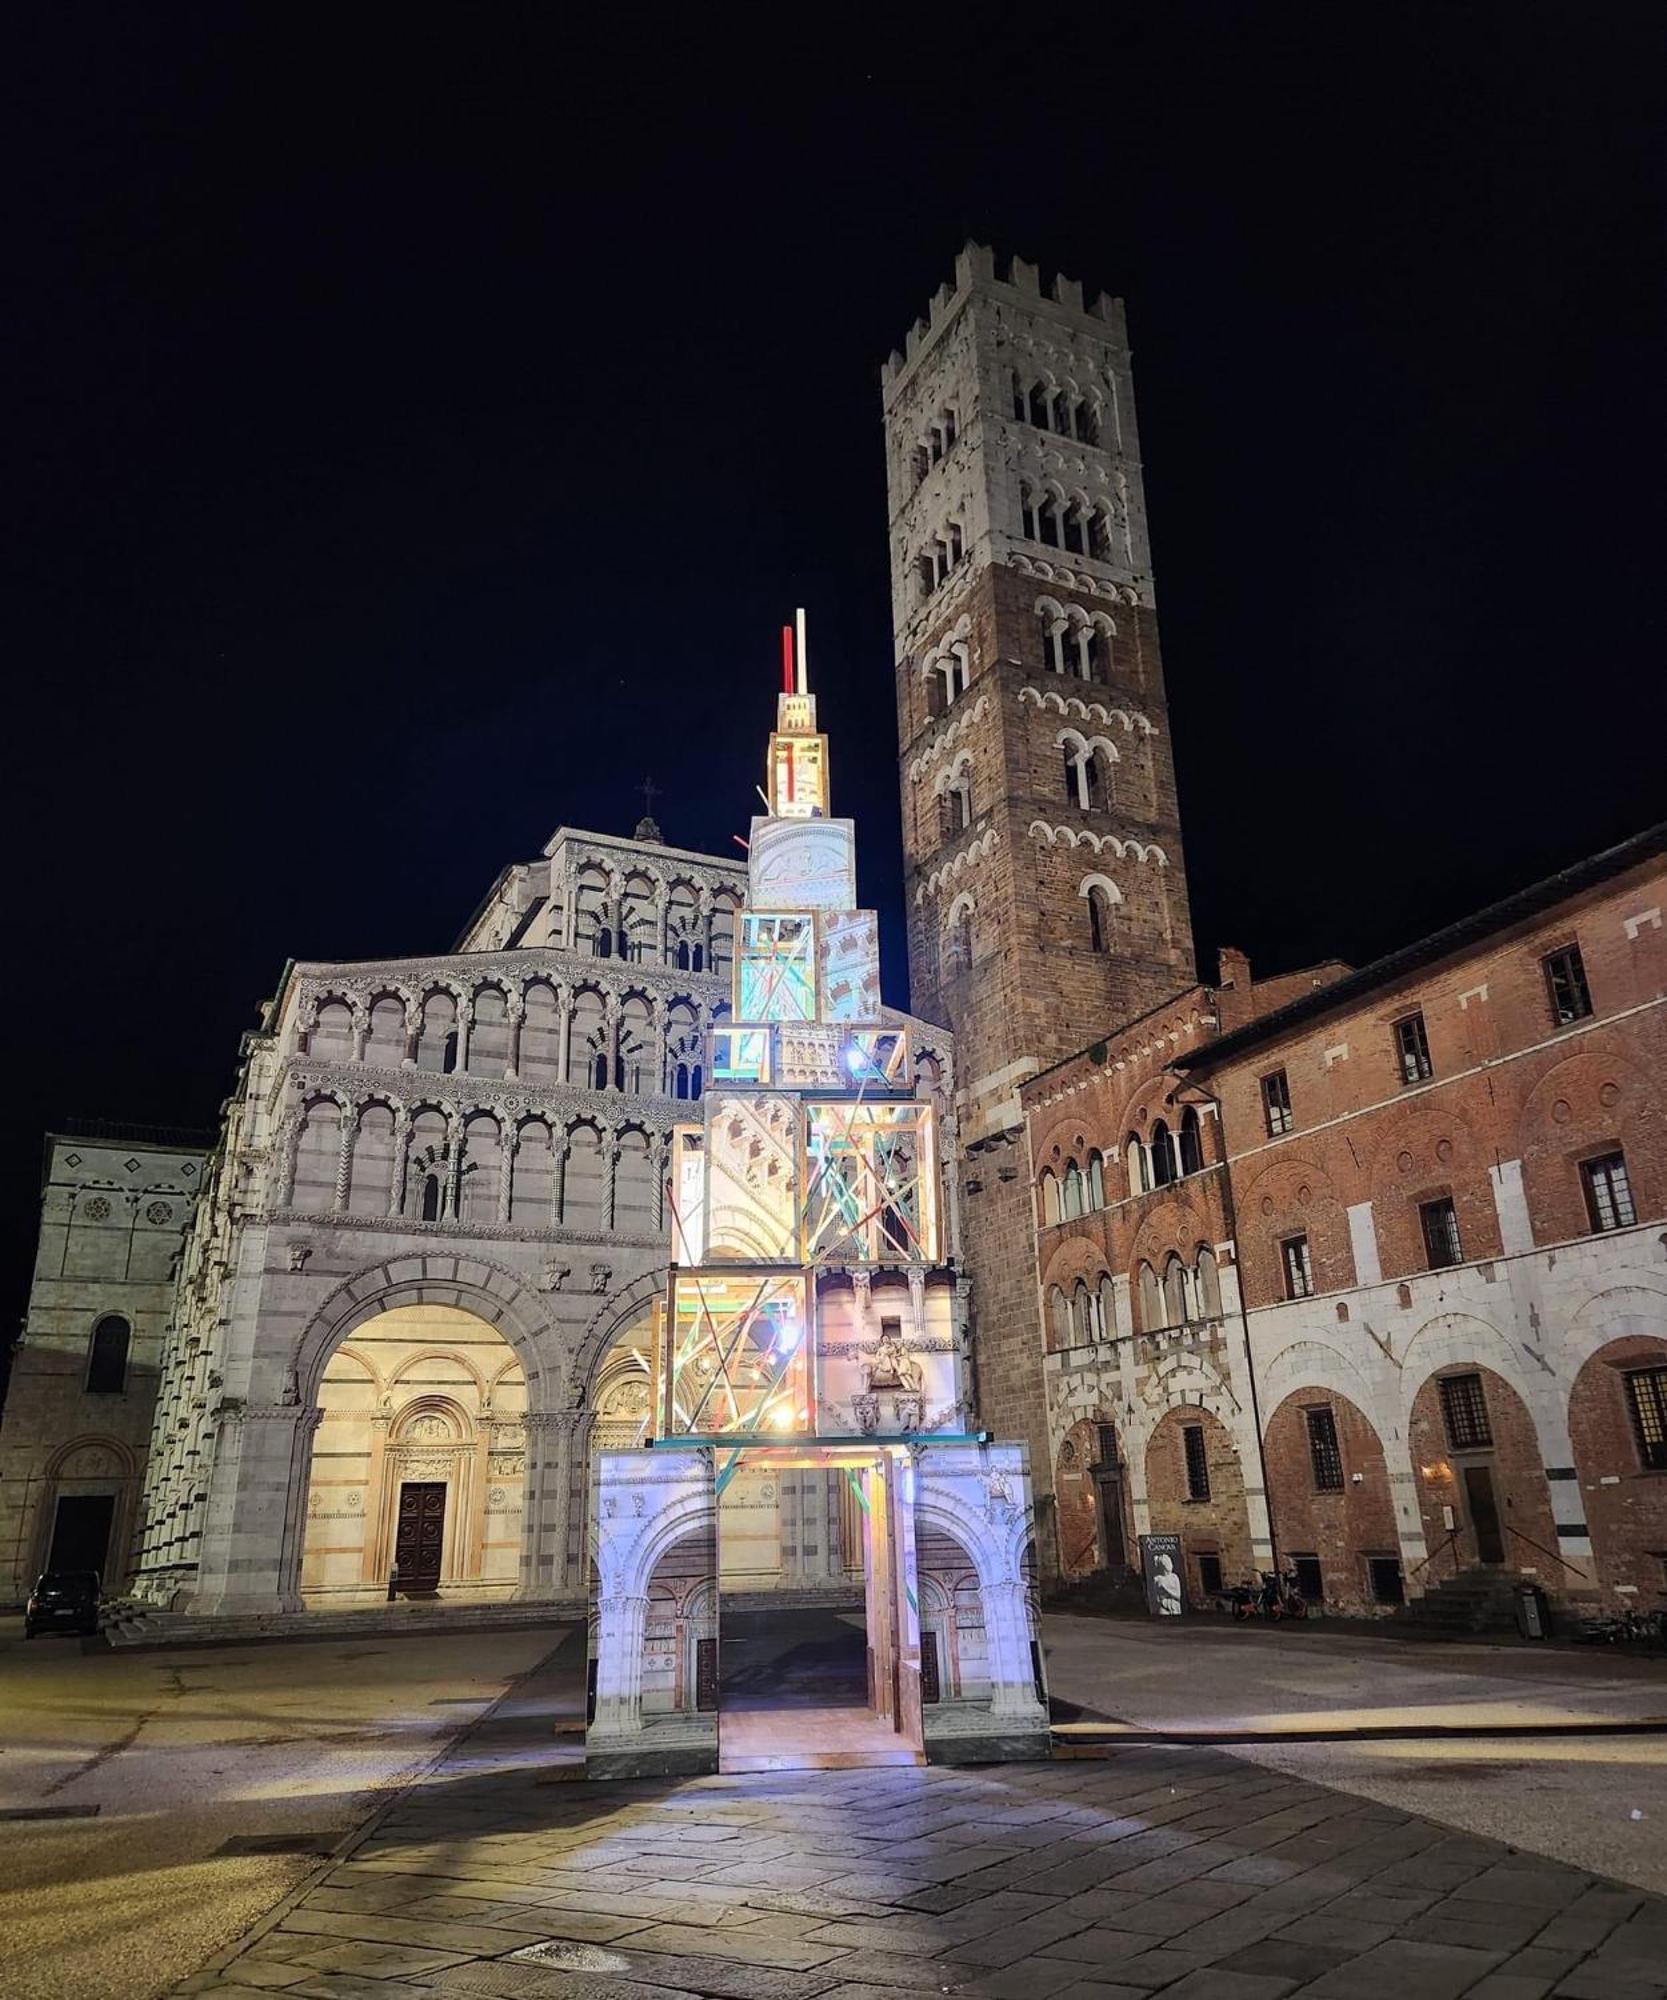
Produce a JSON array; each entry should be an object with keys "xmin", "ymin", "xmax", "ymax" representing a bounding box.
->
[
  {"xmin": 1407, "ymin": 1364, "xmax": 1559, "ymax": 1594},
  {"xmin": 1263, "ymin": 1390, "xmax": 1400, "ymax": 1616},
  {"xmin": 1055, "ymin": 1417, "xmax": 1133, "ymax": 1581},
  {"xmin": 1143, "ymin": 1406, "xmax": 1253, "ymax": 1605},
  {"xmin": 1569, "ymin": 1335, "xmax": 1667, "ymax": 1609}
]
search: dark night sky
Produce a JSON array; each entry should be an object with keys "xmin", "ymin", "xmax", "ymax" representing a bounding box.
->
[{"xmin": 4, "ymin": 6, "xmax": 1664, "ymax": 1341}]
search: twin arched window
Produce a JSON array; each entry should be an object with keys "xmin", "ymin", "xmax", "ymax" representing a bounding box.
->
[
  {"xmin": 1011, "ymin": 371, "xmax": 1103, "ymax": 446},
  {"xmin": 1046, "ymin": 1274, "xmax": 1119, "ymax": 1350}
]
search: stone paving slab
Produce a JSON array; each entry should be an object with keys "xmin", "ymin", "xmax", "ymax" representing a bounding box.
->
[{"xmin": 171, "ymin": 1704, "xmax": 1667, "ymax": 2000}]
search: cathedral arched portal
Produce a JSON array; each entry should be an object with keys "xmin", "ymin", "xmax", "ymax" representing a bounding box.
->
[{"xmin": 299, "ymin": 1304, "xmax": 528, "ymax": 1606}]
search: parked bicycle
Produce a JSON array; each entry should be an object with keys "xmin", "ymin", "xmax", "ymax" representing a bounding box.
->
[{"xmin": 1574, "ymin": 1597, "xmax": 1666, "ymax": 1645}]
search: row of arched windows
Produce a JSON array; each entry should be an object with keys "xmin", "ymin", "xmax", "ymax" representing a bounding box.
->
[
  {"xmin": 1135, "ymin": 1247, "xmax": 1222, "ymax": 1332},
  {"xmin": 571, "ymin": 870, "xmax": 738, "ymax": 970},
  {"xmin": 1040, "ymin": 1152, "xmax": 1107, "ymax": 1224},
  {"xmin": 924, "ymin": 637, "xmax": 973, "ymax": 717},
  {"xmin": 1047, "ymin": 1275, "xmax": 1118, "ymax": 1350},
  {"xmin": 1019, "ymin": 481, "xmax": 1116, "ymax": 562},
  {"xmin": 306, "ymin": 986, "xmax": 712, "ymax": 1099},
  {"xmin": 1037, "ymin": 599, "xmax": 1116, "ymax": 680},
  {"xmin": 1011, "ymin": 372, "xmax": 1103, "ymax": 446}
]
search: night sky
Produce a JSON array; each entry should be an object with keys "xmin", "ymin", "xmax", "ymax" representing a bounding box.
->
[{"xmin": 5, "ymin": 7, "xmax": 1664, "ymax": 1344}]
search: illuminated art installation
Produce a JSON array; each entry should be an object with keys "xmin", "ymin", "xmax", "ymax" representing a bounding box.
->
[{"xmin": 586, "ymin": 616, "xmax": 1048, "ymax": 1776}]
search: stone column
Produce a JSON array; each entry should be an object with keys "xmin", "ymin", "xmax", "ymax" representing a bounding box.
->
[
  {"xmin": 497, "ymin": 1128, "xmax": 517, "ymax": 1225},
  {"xmin": 557, "ymin": 994, "xmax": 574, "ymax": 1084},
  {"xmin": 591, "ymin": 1593, "xmax": 650, "ymax": 1737},
  {"xmin": 453, "ymin": 991, "xmax": 473, "ymax": 1077},
  {"xmin": 521, "ymin": 1409, "xmax": 582, "ymax": 1599},
  {"xmin": 332, "ymin": 1103, "xmax": 354, "ymax": 1214},
  {"xmin": 505, "ymin": 993, "xmax": 525, "ymax": 1081},
  {"xmin": 386, "ymin": 1105, "xmax": 411, "ymax": 1218},
  {"xmin": 401, "ymin": 991, "xmax": 419, "ymax": 1067},
  {"xmin": 350, "ymin": 1000, "xmax": 370, "ymax": 1063},
  {"xmin": 982, "ymin": 1575, "xmax": 1042, "ymax": 1718}
]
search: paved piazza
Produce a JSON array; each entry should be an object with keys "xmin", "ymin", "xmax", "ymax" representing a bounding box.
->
[{"xmin": 170, "ymin": 1635, "xmax": 1667, "ymax": 2000}]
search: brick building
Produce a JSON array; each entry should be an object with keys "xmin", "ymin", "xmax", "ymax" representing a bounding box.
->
[
  {"xmin": 882, "ymin": 246, "xmax": 1195, "ymax": 1502},
  {"xmin": 1022, "ymin": 825, "xmax": 1667, "ymax": 1618}
]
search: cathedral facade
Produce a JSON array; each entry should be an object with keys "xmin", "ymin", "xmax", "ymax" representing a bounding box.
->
[{"xmin": 117, "ymin": 826, "xmax": 751, "ymax": 1615}]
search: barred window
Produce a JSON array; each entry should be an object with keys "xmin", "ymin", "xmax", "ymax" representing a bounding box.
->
[
  {"xmin": 1543, "ymin": 944, "xmax": 1593, "ymax": 1026},
  {"xmin": 1421, "ymin": 1196, "xmax": 1463, "ymax": 1269},
  {"xmin": 1261, "ymin": 1068, "xmax": 1293, "ymax": 1136},
  {"xmin": 1395, "ymin": 1010, "xmax": 1433, "ymax": 1085},
  {"xmin": 1625, "ymin": 1367, "xmax": 1667, "ymax": 1472},
  {"xmin": 1182, "ymin": 1422, "xmax": 1211, "ymax": 1501},
  {"xmin": 1439, "ymin": 1371, "xmax": 1492, "ymax": 1451},
  {"xmin": 1305, "ymin": 1406, "xmax": 1344, "ymax": 1490},
  {"xmin": 1281, "ymin": 1233, "xmax": 1314, "ymax": 1300},
  {"xmin": 1582, "ymin": 1151, "xmax": 1636, "ymax": 1233}
]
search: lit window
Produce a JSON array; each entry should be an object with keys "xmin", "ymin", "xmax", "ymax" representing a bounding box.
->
[
  {"xmin": 1420, "ymin": 1196, "xmax": 1463, "ymax": 1270},
  {"xmin": 1395, "ymin": 1011, "xmax": 1433, "ymax": 1085},
  {"xmin": 1625, "ymin": 1368, "xmax": 1667, "ymax": 1471},
  {"xmin": 1281, "ymin": 1234, "xmax": 1314, "ymax": 1300},
  {"xmin": 1305, "ymin": 1406, "xmax": 1343, "ymax": 1490},
  {"xmin": 1261, "ymin": 1069, "xmax": 1292, "ymax": 1136},
  {"xmin": 1439, "ymin": 1372, "xmax": 1492, "ymax": 1451},
  {"xmin": 1582, "ymin": 1151, "xmax": 1635, "ymax": 1233},
  {"xmin": 1182, "ymin": 1423, "xmax": 1211, "ymax": 1501},
  {"xmin": 1543, "ymin": 944, "xmax": 1593, "ymax": 1026}
]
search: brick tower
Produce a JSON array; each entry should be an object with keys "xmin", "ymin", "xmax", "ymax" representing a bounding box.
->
[{"xmin": 882, "ymin": 243, "xmax": 1196, "ymax": 1504}]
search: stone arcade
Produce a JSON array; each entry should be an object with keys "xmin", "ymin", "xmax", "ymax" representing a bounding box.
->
[{"xmin": 586, "ymin": 623, "xmax": 1048, "ymax": 1777}]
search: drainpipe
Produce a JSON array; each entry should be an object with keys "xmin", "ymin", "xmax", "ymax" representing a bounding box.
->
[{"xmin": 1176, "ymin": 1080, "xmax": 1280, "ymax": 1579}]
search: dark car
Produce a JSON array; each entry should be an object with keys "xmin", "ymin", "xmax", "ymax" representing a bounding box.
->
[{"xmin": 25, "ymin": 1570, "xmax": 101, "ymax": 1637}]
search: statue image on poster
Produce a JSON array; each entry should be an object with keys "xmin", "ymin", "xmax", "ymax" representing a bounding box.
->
[{"xmin": 1139, "ymin": 1533, "xmax": 1185, "ymax": 1617}]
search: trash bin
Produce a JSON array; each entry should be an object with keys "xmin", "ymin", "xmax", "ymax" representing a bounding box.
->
[{"xmin": 1515, "ymin": 1582, "xmax": 1551, "ymax": 1640}]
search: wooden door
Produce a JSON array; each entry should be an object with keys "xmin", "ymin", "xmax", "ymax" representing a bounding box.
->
[
  {"xmin": 1463, "ymin": 1465, "xmax": 1504, "ymax": 1564},
  {"xmin": 920, "ymin": 1629, "xmax": 941, "ymax": 1705},
  {"xmin": 395, "ymin": 1481, "xmax": 446, "ymax": 1591},
  {"xmin": 695, "ymin": 1636, "xmax": 719, "ymax": 1712}
]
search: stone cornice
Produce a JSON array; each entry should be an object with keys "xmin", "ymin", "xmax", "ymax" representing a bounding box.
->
[
  {"xmin": 283, "ymin": 1059, "xmax": 694, "ymax": 1127},
  {"xmin": 291, "ymin": 946, "xmax": 733, "ymax": 997}
]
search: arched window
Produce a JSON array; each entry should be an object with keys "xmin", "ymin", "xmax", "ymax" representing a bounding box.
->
[
  {"xmin": 1073, "ymin": 1280, "xmax": 1097, "ymax": 1344},
  {"xmin": 1028, "ymin": 381, "xmax": 1050, "ymax": 429},
  {"xmin": 1087, "ymin": 1152, "xmax": 1105, "ymax": 1208},
  {"xmin": 420, "ymin": 1173, "xmax": 443, "ymax": 1223},
  {"xmin": 939, "ymin": 774, "xmax": 972, "ymax": 840},
  {"xmin": 1087, "ymin": 883, "xmax": 1116, "ymax": 953},
  {"xmin": 1136, "ymin": 1261, "xmax": 1163, "ymax": 1331},
  {"xmin": 1012, "ymin": 370, "xmax": 1027, "ymax": 422},
  {"xmin": 440, "ymin": 1030, "xmax": 459, "ymax": 1075},
  {"xmin": 1125, "ymin": 1132, "xmax": 1149, "ymax": 1194},
  {"xmin": 1041, "ymin": 1171, "xmax": 1061, "ymax": 1226},
  {"xmin": 1062, "ymin": 1161, "xmax": 1085, "ymax": 1219},
  {"xmin": 1062, "ymin": 501, "xmax": 1085, "ymax": 556},
  {"xmin": 1084, "ymin": 747, "xmax": 1110, "ymax": 812},
  {"xmin": 1098, "ymin": 1273, "xmax": 1118, "ymax": 1339},
  {"xmin": 944, "ymin": 896, "xmax": 975, "ymax": 976},
  {"xmin": 1162, "ymin": 1253, "xmax": 1189, "ymax": 1327},
  {"xmin": 592, "ymin": 1051, "xmax": 610, "ymax": 1090},
  {"xmin": 1195, "ymin": 1247, "xmax": 1222, "ymax": 1318},
  {"xmin": 1020, "ymin": 483, "xmax": 1039, "ymax": 541},
  {"xmin": 1048, "ymin": 1286, "xmax": 1073, "ymax": 1351},
  {"xmin": 1150, "ymin": 1120, "xmax": 1176, "ymax": 1187},
  {"xmin": 1052, "ymin": 388, "xmax": 1072, "ymax": 435},
  {"xmin": 1076, "ymin": 399, "xmax": 1101, "ymax": 447},
  {"xmin": 1036, "ymin": 490, "xmax": 1061, "ymax": 548},
  {"xmin": 1179, "ymin": 1106, "xmax": 1203, "ymax": 1176},
  {"xmin": 86, "ymin": 1314, "xmax": 130, "ymax": 1394}
]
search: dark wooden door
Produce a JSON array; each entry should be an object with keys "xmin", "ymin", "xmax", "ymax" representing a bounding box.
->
[
  {"xmin": 920, "ymin": 1629, "xmax": 941, "ymax": 1705},
  {"xmin": 1463, "ymin": 1465, "xmax": 1504, "ymax": 1564},
  {"xmin": 695, "ymin": 1636, "xmax": 718, "ymax": 1712},
  {"xmin": 395, "ymin": 1481, "xmax": 446, "ymax": 1591}
]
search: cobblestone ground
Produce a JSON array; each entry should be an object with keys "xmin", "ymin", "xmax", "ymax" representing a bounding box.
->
[{"xmin": 172, "ymin": 1646, "xmax": 1667, "ymax": 2000}]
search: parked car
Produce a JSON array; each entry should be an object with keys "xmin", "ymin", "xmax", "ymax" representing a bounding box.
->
[{"xmin": 25, "ymin": 1570, "xmax": 102, "ymax": 1637}]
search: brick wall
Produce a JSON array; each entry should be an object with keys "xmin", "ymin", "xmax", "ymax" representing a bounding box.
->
[{"xmin": 1263, "ymin": 1391, "xmax": 1400, "ymax": 1615}]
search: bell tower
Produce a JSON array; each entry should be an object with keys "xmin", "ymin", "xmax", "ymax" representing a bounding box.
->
[{"xmin": 882, "ymin": 244, "xmax": 1195, "ymax": 1496}]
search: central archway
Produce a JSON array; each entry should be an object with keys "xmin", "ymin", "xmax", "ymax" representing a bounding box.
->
[{"xmin": 300, "ymin": 1304, "xmax": 527, "ymax": 1607}]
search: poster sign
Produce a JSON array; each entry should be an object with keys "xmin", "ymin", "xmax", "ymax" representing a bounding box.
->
[{"xmin": 1139, "ymin": 1533, "xmax": 1186, "ymax": 1617}]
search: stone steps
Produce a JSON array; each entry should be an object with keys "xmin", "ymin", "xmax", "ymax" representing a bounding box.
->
[
  {"xmin": 1403, "ymin": 1567, "xmax": 1524, "ymax": 1635},
  {"xmin": 102, "ymin": 1596, "xmax": 584, "ymax": 1650}
]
